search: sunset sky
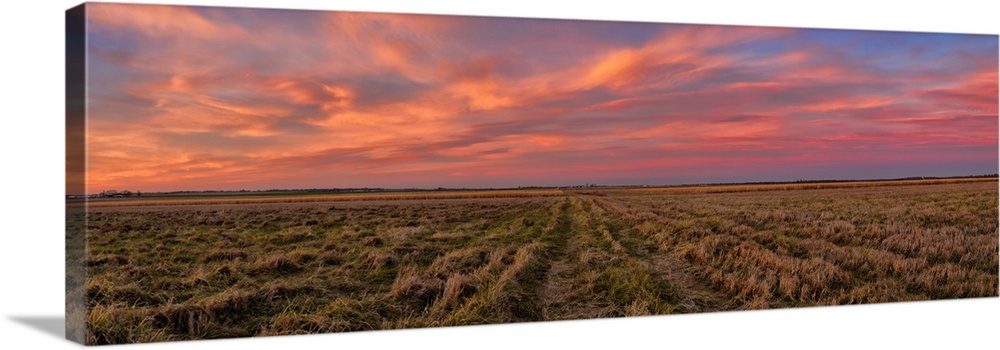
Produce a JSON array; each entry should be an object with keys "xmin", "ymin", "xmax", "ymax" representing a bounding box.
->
[{"xmin": 80, "ymin": 3, "xmax": 998, "ymax": 192}]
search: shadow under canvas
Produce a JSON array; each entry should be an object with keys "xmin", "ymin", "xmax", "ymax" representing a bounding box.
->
[{"xmin": 10, "ymin": 316, "xmax": 65, "ymax": 340}]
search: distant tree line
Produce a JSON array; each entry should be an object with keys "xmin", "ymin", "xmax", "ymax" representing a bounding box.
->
[{"xmin": 95, "ymin": 189, "xmax": 141, "ymax": 198}]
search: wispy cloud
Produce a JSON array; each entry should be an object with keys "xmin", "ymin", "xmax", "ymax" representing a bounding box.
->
[{"xmin": 82, "ymin": 4, "xmax": 998, "ymax": 191}]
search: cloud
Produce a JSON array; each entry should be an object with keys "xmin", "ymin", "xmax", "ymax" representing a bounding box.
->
[
  {"xmin": 82, "ymin": 4, "xmax": 999, "ymax": 191},
  {"xmin": 86, "ymin": 3, "xmax": 246, "ymax": 40}
]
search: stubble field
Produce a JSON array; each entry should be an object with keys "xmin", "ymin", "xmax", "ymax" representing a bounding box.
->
[{"xmin": 76, "ymin": 179, "xmax": 999, "ymax": 344}]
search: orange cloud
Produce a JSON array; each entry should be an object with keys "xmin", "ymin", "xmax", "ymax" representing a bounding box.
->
[
  {"xmin": 80, "ymin": 5, "xmax": 997, "ymax": 191},
  {"xmin": 267, "ymin": 78, "xmax": 354, "ymax": 110},
  {"xmin": 87, "ymin": 3, "xmax": 246, "ymax": 40}
]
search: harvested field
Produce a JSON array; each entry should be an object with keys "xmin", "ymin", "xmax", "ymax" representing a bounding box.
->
[{"xmin": 81, "ymin": 180, "xmax": 999, "ymax": 344}]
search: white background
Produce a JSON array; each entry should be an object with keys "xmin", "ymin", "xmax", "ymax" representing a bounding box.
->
[{"xmin": 0, "ymin": 0, "xmax": 997, "ymax": 349}]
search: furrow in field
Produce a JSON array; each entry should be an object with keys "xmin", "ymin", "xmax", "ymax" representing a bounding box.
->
[
  {"xmin": 540, "ymin": 197, "xmax": 596, "ymax": 320},
  {"xmin": 540, "ymin": 196, "xmax": 700, "ymax": 319},
  {"xmin": 588, "ymin": 196, "xmax": 730, "ymax": 313}
]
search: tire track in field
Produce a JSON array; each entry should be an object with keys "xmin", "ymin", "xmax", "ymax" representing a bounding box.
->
[
  {"xmin": 540, "ymin": 196, "xmax": 602, "ymax": 320},
  {"xmin": 537, "ymin": 194, "xmax": 729, "ymax": 321},
  {"xmin": 541, "ymin": 196, "xmax": 670, "ymax": 319},
  {"xmin": 587, "ymin": 196, "xmax": 729, "ymax": 314},
  {"xmin": 502, "ymin": 197, "xmax": 573, "ymax": 322}
]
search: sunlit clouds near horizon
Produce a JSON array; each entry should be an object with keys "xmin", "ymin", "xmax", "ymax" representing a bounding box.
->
[{"xmin": 79, "ymin": 3, "xmax": 998, "ymax": 192}]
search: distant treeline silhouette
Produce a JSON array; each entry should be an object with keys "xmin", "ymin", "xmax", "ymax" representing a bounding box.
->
[{"xmin": 75, "ymin": 174, "xmax": 997, "ymax": 198}]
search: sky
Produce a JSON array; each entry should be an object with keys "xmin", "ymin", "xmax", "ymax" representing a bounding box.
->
[{"xmin": 76, "ymin": 3, "xmax": 998, "ymax": 192}]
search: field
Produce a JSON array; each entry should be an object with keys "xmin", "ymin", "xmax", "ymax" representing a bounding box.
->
[{"xmin": 76, "ymin": 179, "xmax": 999, "ymax": 344}]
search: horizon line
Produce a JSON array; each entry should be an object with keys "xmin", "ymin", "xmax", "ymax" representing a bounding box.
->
[{"xmin": 70, "ymin": 174, "xmax": 999, "ymax": 196}]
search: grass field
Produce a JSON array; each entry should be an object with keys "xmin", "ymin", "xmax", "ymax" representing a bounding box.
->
[{"xmin": 77, "ymin": 179, "xmax": 999, "ymax": 344}]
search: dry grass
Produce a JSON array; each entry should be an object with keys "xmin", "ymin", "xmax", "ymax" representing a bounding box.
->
[
  {"xmin": 625, "ymin": 177, "xmax": 996, "ymax": 194},
  {"xmin": 595, "ymin": 180, "xmax": 998, "ymax": 308},
  {"xmin": 83, "ymin": 189, "xmax": 564, "ymax": 208},
  {"xmin": 82, "ymin": 180, "xmax": 998, "ymax": 344}
]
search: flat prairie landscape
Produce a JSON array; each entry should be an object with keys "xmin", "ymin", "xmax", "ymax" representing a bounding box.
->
[{"xmin": 77, "ymin": 178, "xmax": 998, "ymax": 344}]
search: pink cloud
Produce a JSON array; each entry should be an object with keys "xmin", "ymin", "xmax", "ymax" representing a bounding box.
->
[{"xmin": 82, "ymin": 4, "xmax": 998, "ymax": 191}]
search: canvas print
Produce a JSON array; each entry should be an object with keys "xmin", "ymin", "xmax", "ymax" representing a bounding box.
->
[{"xmin": 66, "ymin": 2, "xmax": 999, "ymax": 345}]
